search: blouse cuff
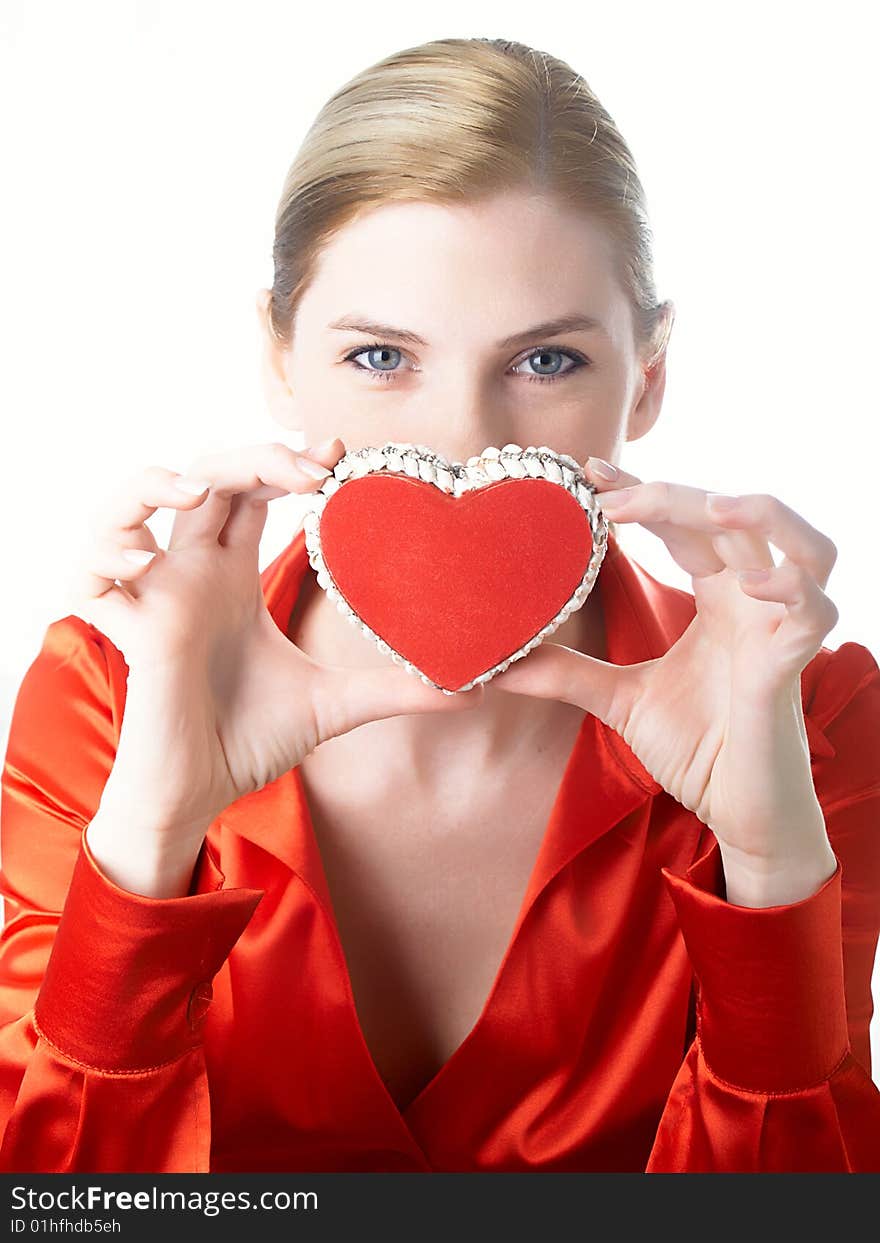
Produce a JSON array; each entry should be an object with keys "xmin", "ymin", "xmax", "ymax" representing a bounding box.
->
[
  {"xmin": 33, "ymin": 830, "xmax": 264, "ymax": 1073},
  {"xmin": 660, "ymin": 836, "xmax": 850, "ymax": 1095}
]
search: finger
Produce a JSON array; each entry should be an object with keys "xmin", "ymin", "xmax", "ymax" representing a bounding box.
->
[
  {"xmin": 735, "ymin": 561, "xmax": 840, "ymax": 668},
  {"xmin": 214, "ymin": 438, "xmax": 346, "ymax": 551},
  {"xmin": 63, "ymin": 546, "xmax": 150, "ymax": 634},
  {"xmin": 83, "ymin": 536, "xmax": 163, "ymax": 598},
  {"xmin": 70, "ymin": 549, "xmax": 156, "ymax": 609},
  {"xmin": 214, "ymin": 493, "xmax": 271, "ymax": 563},
  {"xmin": 701, "ymin": 492, "xmax": 838, "ymax": 590},
  {"xmin": 78, "ymin": 465, "xmax": 213, "ymax": 603},
  {"xmin": 489, "ymin": 640, "xmax": 646, "ymax": 729},
  {"xmin": 88, "ymin": 463, "xmax": 214, "ymax": 540},
  {"xmin": 168, "ymin": 441, "xmax": 342, "ymax": 550},
  {"xmin": 311, "ymin": 661, "xmax": 486, "ymax": 742},
  {"xmin": 76, "ymin": 464, "xmax": 214, "ymax": 616},
  {"xmin": 592, "ymin": 471, "xmax": 785, "ymax": 577},
  {"xmin": 63, "ymin": 575, "xmax": 138, "ymax": 634},
  {"xmin": 584, "ymin": 462, "xmax": 727, "ymax": 578}
]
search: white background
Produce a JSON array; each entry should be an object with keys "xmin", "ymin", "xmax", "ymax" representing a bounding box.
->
[{"xmin": 1, "ymin": 2, "xmax": 878, "ymax": 1074}]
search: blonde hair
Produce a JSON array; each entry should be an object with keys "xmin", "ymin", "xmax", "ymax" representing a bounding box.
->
[{"xmin": 267, "ymin": 35, "xmax": 674, "ymax": 369}]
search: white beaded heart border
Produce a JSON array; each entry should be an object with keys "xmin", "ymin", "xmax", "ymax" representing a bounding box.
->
[{"xmin": 299, "ymin": 442, "xmax": 610, "ymax": 694}]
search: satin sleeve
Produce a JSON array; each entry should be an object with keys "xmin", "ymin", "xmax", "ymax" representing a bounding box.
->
[
  {"xmin": 0, "ymin": 616, "xmax": 263, "ymax": 1173},
  {"xmin": 647, "ymin": 641, "xmax": 880, "ymax": 1173}
]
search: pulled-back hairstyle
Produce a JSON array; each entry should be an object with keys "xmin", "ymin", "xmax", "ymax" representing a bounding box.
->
[{"xmin": 266, "ymin": 36, "xmax": 674, "ymax": 374}]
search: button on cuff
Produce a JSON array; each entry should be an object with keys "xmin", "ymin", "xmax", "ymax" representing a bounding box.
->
[
  {"xmin": 186, "ymin": 980, "xmax": 214, "ymax": 1032},
  {"xmin": 34, "ymin": 832, "xmax": 264, "ymax": 1072}
]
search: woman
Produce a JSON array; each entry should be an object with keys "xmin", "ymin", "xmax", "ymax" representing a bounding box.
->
[{"xmin": 1, "ymin": 36, "xmax": 879, "ymax": 1174}]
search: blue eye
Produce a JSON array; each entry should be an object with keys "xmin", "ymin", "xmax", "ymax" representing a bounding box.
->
[
  {"xmin": 343, "ymin": 343, "xmax": 406, "ymax": 383},
  {"xmin": 342, "ymin": 342, "xmax": 590, "ymax": 384},
  {"xmin": 512, "ymin": 348, "xmax": 586, "ymax": 384}
]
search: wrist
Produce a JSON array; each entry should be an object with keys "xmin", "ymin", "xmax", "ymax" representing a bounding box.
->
[
  {"xmin": 86, "ymin": 808, "xmax": 211, "ymax": 899},
  {"xmin": 717, "ymin": 837, "xmax": 839, "ymax": 908}
]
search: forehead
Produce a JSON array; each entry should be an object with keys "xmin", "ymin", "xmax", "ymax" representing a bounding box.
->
[{"xmin": 295, "ymin": 189, "xmax": 633, "ymax": 347}]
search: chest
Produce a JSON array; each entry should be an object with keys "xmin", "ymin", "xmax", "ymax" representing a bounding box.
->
[{"xmin": 296, "ymin": 717, "xmax": 584, "ymax": 1114}]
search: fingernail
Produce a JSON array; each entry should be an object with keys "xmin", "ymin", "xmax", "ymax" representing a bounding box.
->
[
  {"xmin": 588, "ymin": 456, "xmax": 619, "ymax": 481},
  {"xmin": 306, "ymin": 437, "xmax": 340, "ymax": 457},
  {"xmin": 737, "ymin": 568, "xmax": 771, "ymax": 582},
  {"xmin": 295, "ymin": 454, "xmax": 333, "ymax": 480},
  {"xmin": 706, "ymin": 492, "xmax": 739, "ymax": 511},
  {"xmin": 123, "ymin": 549, "xmax": 157, "ymax": 565},
  {"xmin": 174, "ymin": 476, "xmax": 211, "ymax": 495}
]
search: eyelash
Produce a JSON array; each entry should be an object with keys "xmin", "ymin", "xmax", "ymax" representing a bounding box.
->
[{"xmin": 341, "ymin": 341, "xmax": 590, "ymax": 385}]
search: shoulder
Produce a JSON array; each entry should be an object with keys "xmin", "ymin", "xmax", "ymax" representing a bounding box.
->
[
  {"xmin": 803, "ymin": 640, "xmax": 880, "ymax": 802},
  {"xmin": 31, "ymin": 613, "xmax": 107, "ymax": 669},
  {"xmin": 6, "ymin": 614, "xmax": 127, "ymax": 779},
  {"xmin": 16, "ymin": 614, "xmax": 127, "ymax": 711},
  {"xmin": 10, "ymin": 615, "xmax": 106, "ymax": 723},
  {"xmin": 805, "ymin": 640, "xmax": 879, "ymax": 724},
  {"xmin": 2, "ymin": 618, "xmax": 127, "ymax": 913}
]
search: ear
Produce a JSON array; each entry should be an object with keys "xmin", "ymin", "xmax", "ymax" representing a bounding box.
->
[
  {"xmin": 625, "ymin": 307, "xmax": 673, "ymax": 444},
  {"xmin": 256, "ymin": 288, "xmax": 300, "ymax": 433}
]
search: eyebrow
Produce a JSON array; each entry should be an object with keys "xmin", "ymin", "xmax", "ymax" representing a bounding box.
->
[{"xmin": 327, "ymin": 313, "xmax": 609, "ymax": 349}]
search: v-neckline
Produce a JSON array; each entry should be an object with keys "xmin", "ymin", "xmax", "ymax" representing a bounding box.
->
[
  {"xmin": 279, "ymin": 528, "xmax": 657, "ymax": 1133},
  {"xmin": 290, "ymin": 700, "xmax": 597, "ymax": 1124},
  {"xmin": 218, "ymin": 523, "xmax": 668, "ymax": 1149}
]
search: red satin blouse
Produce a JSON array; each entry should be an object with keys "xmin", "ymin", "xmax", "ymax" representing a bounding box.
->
[{"xmin": 1, "ymin": 526, "xmax": 879, "ymax": 1174}]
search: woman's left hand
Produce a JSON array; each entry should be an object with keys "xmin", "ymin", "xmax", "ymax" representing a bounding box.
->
[{"xmin": 490, "ymin": 462, "xmax": 841, "ymax": 905}]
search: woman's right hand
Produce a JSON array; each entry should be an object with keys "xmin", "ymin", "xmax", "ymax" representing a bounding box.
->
[{"xmin": 70, "ymin": 438, "xmax": 484, "ymax": 852}]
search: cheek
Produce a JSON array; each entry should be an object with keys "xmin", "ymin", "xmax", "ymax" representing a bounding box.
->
[
  {"xmin": 517, "ymin": 390, "xmax": 619, "ymax": 432},
  {"xmin": 298, "ymin": 371, "xmax": 413, "ymax": 445},
  {"xmin": 513, "ymin": 395, "xmax": 625, "ymax": 464},
  {"xmin": 292, "ymin": 369, "xmax": 357, "ymax": 440}
]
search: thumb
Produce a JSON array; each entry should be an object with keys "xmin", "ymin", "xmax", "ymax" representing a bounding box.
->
[
  {"xmin": 490, "ymin": 642, "xmax": 639, "ymax": 727},
  {"xmin": 316, "ymin": 661, "xmax": 486, "ymax": 740}
]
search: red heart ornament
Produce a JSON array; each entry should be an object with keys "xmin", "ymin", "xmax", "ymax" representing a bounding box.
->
[{"xmin": 301, "ymin": 444, "xmax": 608, "ymax": 693}]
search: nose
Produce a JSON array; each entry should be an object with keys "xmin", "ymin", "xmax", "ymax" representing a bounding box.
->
[{"xmin": 412, "ymin": 377, "xmax": 514, "ymax": 465}]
